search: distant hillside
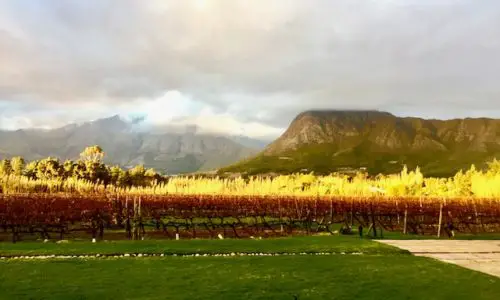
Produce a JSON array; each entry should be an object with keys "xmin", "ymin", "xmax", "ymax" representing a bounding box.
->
[
  {"xmin": 0, "ymin": 115, "xmax": 263, "ymax": 174},
  {"xmin": 219, "ymin": 110, "xmax": 500, "ymax": 177}
]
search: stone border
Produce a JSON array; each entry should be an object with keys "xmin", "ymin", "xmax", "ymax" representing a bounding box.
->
[{"xmin": 0, "ymin": 252, "xmax": 365, "ymax": 260}]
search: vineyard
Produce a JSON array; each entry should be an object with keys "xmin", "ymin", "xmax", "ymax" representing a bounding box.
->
[
  {"xmin": 1, "ymin": 193, "xmax": 500, "ymax": 242},
  {"xmin": 2, "ymin": 160, "xmax": 500, "ymax": 242}
]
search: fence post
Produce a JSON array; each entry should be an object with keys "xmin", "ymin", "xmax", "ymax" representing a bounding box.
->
[
  {"xmin": 403, "ymin": 208, "xmax": 408, "ymax": 235},
  {"xmin": 437, "ymin": 202, "xmax": 443, "ymax": 238},
  {"xmin": 370, "ymin": 201, "xmax": 377, "ymax": 238}
]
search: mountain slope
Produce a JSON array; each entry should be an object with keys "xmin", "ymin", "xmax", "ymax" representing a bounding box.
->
[
  {"xmin": 220, "ymin": 110, "xmax": 500, "ymax": 176},
  {"xmin": 0, "ymin": 116, "xmax": 262, "ymax": 174}
]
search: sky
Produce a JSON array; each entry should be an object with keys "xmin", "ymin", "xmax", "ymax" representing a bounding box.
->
[{"xmin": 1, "ymin": 0, "xmax": 500, "ymax": 138}]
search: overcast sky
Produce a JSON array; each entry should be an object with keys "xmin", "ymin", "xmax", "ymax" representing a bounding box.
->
[{"xmin": 1, "ymin": 0, "xmax": 500, "ymax": 138}]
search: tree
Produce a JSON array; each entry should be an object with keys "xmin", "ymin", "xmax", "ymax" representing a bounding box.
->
[
  {"xmin": 73, "ymin": 160, "xmax": 87, "ymax": 180},
  {"xmin": 145, "ymin": 168, "xmax": 157, "ymax": 178},
  {"xmin": 109, "ymin": 165, "xmax": 123, "ymax": 185},
  {"xmin": 0, "ymin": 159, "xmax": 12, "ymax": 176},
  {"xmin": 36, "ymin": 157, "xmax": 63, "ymax": 179},
  {"xmin": 144, "ymin": 168, "xmax": 162, "ymax": 185},
  {"xmin": 10, "ymin": 156, "xmax": 25, "ymax": 176},
  {"xmin": 63, "ymin": 160, "xmax": 75, "ymax": 178},
  {"xmin": 129, "ymin": 164, "xmax": 146, "ymax": 186},
  {"xmin": 24, "ymin": 161, "xmax": 39, "ymax": 178},
  {"xmin": 487, "ymin": 158, "xmax": 500, "ymax": 175},
  {"xmin": 80, "ymin": 145, "xmax": 105, "ymax": 163},
  {"xmin": 84, "ymin": 160, "xmax": 110, "ymax": 184},
  {"xmin": 117, "ymin": 170, "xmax": 131, "ymax": 186}
]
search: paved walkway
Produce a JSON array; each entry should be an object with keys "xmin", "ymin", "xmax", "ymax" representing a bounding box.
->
[{"xmin": 378, "ymin": 240, "xmax": 500, "ymax": 278}]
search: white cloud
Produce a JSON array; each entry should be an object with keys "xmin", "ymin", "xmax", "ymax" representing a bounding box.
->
[
  {"xmin": 125, "ymin": 90, "xmax": 285, "ymax": 138},
  {"xmin": 2, "ymin": 0, "xmax": 500, "ymax": 132},
  {"xmin": 0, "ymin": 116, "xmax": 33, "ymax": 130},
  {"xmin": 134, "ymin": 90, "xmax": 200, "ymax": 124},
  {"xmin": 0, "ymin": 90, "xmax": 285, "ymax": 138},
  {"xmin": 168, "ymin": 113, "xmax": 285, "ymax": 138}
]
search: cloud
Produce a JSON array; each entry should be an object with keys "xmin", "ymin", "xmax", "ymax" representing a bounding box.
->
[
  {"xmin": 0, "ymin": 90, "xmax": 286, "ymax": 138},
  {"xmin": 1, "ymin": 0, "xmax": 500, "ymax": 134}
]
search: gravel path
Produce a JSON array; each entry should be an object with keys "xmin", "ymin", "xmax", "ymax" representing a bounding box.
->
[
  {"xmin": 0, "ymin": 251, "xmax": 366, "ymax": 260},
  {"xmin": 378, "ymin": 240, "xmax": 500, "ymax": 278}
]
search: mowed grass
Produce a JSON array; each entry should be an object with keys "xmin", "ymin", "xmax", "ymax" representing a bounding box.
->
[
  {"xmin": 1, "ymin": 255, "xmax": 500, "ymax": 300},
  {"xmin": 1, "ymin": 236, "xmax": 499, "ymax": 300},
  {"xmin": 0, "ymin": 236, "xmax": 405, "ymax": 256}
]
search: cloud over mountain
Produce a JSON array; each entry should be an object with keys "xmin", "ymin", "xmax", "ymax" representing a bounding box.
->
[{"xmin": 1, "ymin": 0, "xmax": 500, "ymax": 134}]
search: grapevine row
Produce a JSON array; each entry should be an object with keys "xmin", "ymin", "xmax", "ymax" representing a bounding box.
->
[{"xmin": 1, "ymin": 194, "xmax": 499, "ymax": 242}]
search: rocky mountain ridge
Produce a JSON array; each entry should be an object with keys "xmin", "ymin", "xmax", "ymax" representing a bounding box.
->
[
  {"xmin": 220, "ymin": 110, "xmax": 500, "ymax": 176},
  {"xmin": 0, "ymin": 115, "xmax": 263, "ymax": 174}
]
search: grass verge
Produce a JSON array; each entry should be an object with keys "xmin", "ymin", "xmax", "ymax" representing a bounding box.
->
[
  {"xmin": 0, "ymin": 236, "xmax": 406, "ymax": 256},
  {"xmin": 1, "ymin": 255, "xmax": 499, "ymax": 300}
]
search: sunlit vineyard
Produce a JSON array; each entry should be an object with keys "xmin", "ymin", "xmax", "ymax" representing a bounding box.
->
[
  {"xmin": 2, "ymin": 155, "xmax": 500, "ymax": 242},
  {"xmin": 2, "ymin": 162, "xmax": 500, "ymax": 198}
]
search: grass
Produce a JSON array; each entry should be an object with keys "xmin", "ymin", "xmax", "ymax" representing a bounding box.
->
[
  {"xmin": 0, "ymin": 236, "xmax": 405, "ymax": 256},
  {"xmin": 1, "ymin": 235, "xmax": 499, "ymax": 299},
  {"xmin": 1, "ymin": 255, "xmax": 499, "ymax": 300}
]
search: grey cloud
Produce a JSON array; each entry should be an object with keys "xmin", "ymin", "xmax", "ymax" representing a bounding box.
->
[{"xmin": 1, "ymin": 0, "xmax": 500, "ymax": 131}]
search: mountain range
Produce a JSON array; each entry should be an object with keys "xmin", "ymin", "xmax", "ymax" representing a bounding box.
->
[
  {"xmin": 3, "ymin": 110, "xmax": 500, "ymax": 177},
  {"xmin": 0, "ymin": 115, "xmax": 268, "ymax": 174},
  {"xmin": 220, "ymin": 110, "xmax": 500, "ymax": 177}
]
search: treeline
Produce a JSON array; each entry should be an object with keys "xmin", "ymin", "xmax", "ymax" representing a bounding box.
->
[
  {"xmin": 1, "ymin": 145, "xmax": 500, "ymax": 198},
  {"xmin": 0, "ymin": 146, "xmax": 164, "ymax": 188}
]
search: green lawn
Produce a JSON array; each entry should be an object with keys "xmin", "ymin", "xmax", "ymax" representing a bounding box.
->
[
  {"xmin": 1, "ymin": 255, "xmax": 499, "ymax": 300},
  {"xmin": 0, "ymin": 236, "xmax": 405, "ymax": 257},
  {"xmin": 1, "ymin": 236, "xmax": 499, "ymax": 300}
]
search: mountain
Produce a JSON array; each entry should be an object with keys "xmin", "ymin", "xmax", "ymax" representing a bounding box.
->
[
  {"xmin": 219, "ymin": 110, "xmax": 500, "ymax": 177},
  {"xmin": 0, "ymin": 115, "xmax": 263, "ymax": 174}
]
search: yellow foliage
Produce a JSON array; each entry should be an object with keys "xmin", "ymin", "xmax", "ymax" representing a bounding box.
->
[{"xmin": 2, "ymin": 163, "xmax": 500, "ymax": 199}]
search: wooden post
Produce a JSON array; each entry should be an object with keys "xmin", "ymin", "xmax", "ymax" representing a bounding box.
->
[
  {"xmin": 132, "ymin": 197, "xmax": 137, "ymax": 240},
  {"xmin": 138, "ymin": 197, "xmax": 143, "ymax": 240},
  {"xmin": 403, "ymin": 208, "xmax": 408, "ymax": 235},
  {"xmin": 396, "ymin": 200, "xmax": 400, "ymax": 225},
  {"xmin": 279, "ymin": 197, "xmax": 283, "ymax": 233},
  {"xmin": 370, "ymin": 202, "xmax": 377, "ymax": 238},
  {"xmin": 437, "ymin": 202, "xmax": 443, "ymax": 238},
  {"xmin": 473, "ymin": 199, "xmax": 479, "ymax": 231},
  {"xmin": 350, "ymin": 199, "xmax": 354, "ymax": 227}
]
